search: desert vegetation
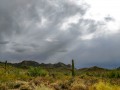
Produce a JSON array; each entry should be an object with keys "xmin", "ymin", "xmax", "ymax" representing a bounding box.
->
[{"xmin": 0, "ymin": 60, "xmax": 120, "ymax": 90}]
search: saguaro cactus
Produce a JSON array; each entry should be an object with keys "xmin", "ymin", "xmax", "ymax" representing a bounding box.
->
[
  {"xmin": 72, "ymin": 59, "xmax": 75, "ymax": 77},
  {"xmin": 5, "ymin": 60, "xmax": 7, "ymax": 70}
]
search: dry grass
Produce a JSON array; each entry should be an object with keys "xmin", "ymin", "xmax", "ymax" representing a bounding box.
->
[{"xmin": 89, "ymin": 81, "xmax": 120, "ymax": 90}]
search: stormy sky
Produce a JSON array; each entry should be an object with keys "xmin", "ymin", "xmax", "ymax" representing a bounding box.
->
[{"xmin": 0, "ymin": 0, "xmax": 120, "ymax": 68}]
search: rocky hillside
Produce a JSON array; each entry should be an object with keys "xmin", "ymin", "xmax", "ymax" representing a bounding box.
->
[{"xmin": 0, "ymin": 60, "xmax": 72, "ymax": 69}]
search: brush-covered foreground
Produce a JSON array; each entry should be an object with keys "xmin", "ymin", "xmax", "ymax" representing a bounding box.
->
[{"xmin": 0, "ymin": 63, "xmax": 120, "ymax": 90}]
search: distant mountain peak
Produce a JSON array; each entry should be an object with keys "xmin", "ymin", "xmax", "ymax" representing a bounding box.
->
[
  {"xmin": 18, "ymin": 60, "xmax": 40, "ymax": 67},
  {"xmin": 12, "ymin": 60, "xmax": 72, "ymax": 69},
  {"xmin": 54, "ymin": 62, "xmax": 71, "ymax": 68},
  {"xmin": 78, "ymin": 66, "xmax": 108, "ymax": 72}
]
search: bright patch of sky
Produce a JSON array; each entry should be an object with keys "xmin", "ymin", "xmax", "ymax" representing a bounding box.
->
[
  {"xmin": 84, "ymin": 0, "xmax": 120, "ymax": 33},
  {"xmin": 70, "ymin": 0, "xmax": 120, "ymax": 34},
  {"xmin": 80, "ymin": 33, "xmax": 94, "ymax": 40}
]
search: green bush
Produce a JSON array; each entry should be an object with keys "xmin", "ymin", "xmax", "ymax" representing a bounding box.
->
[
  {"xmin": 107, "ymin": 71, "xmax": 120, "ymax": 78},
  {"xmin": 28, "ymin": 67, "xmax": 48, "ymax": 77},
  {"xmin": 99, "ymin": 70, "xmax": 120, "ymax": 78}
]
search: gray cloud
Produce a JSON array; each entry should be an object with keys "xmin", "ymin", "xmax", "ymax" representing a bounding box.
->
[
  {"xmin": 0, "ymin": 0, "xmax": 119, "ymax": 68},
  {"xmin": 104, "ymin": 16, "xmax": 115, "ymax": 22},
  {"xmin": 0, "ymin": 41, "xmax": 9, "ymax": 44}
]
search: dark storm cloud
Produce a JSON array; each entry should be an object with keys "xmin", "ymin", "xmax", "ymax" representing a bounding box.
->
[
  {"xmin": 0, "ymin": 41, "xmax": 9, "ymax": 44},
  {"xmin": 0, "ymin": 0, "xmax": 119, "ymax": 68},
  {"xmin": 0, "ymin": 0, "xmax": 88, "ymax": 59},
  {"xmin": 61, "ymin": 33, "xmax": 120, "ymax": 68}
]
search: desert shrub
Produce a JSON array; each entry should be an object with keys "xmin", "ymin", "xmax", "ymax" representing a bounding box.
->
[
  {"xmin": 64, "ymin": 72, "xmax": 71, "ymax": 76},
  {"xmin": 0, "ymin": 67, "xmax": 30, "ymax": 82},
  {"xmin": 89, "ymin": 81, "xmax": 120, "ymax": 90},
  {"xmin": 80, "ymin": 74, "xmax": 88, "ymax": 79},
  {"xmin": 28, "ymin": 67, "xmax": 48, "ymax": 77},
  {"xmin": 20, "ymin": 84, "xmax": 32, "ymax": 90},
  {"xmin": 49, "ymin": 71, "xmax": 66, "ymax": 80},
  {"xmin": 70, "ymin": 77, "xmax": 89, "ymax": 90},
  {"xmin": 35, "ymin": 84, "xmax": 53, "ymax": 90},
  {"xmin": 0, "ymin": 84, "xmax": 8, "ymax": 90},
  {"xmin": 84, "ymin": 70, "xmax": 120, "ymax": 78},
  {"xmin": 108, "ymin": 71, "xmax": 120, "ymax": 78},
  {"xmin": 101, "ymin": 70, "xmax": 120, "ymax": 78},
  {"xmin": 71, "ymin": 84, "xmax": 86, "ymax": 90},
  {"xmin": 59, "ymin": 80, "xmax": 71, "ymax": 90}
]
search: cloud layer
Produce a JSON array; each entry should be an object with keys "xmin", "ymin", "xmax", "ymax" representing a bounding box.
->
[{"xmin": 0, "ymin": 0, "xmax": 120, "ymax": 68}]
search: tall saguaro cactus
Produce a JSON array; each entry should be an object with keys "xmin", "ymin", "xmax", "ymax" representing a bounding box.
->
[
  {"xmin": 72, "ymin": 59, "xmax": 75, "ymax": 77},
  {"xmin": 5, "ymin": 60, "xmax": 7, "ymax": 70}
]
